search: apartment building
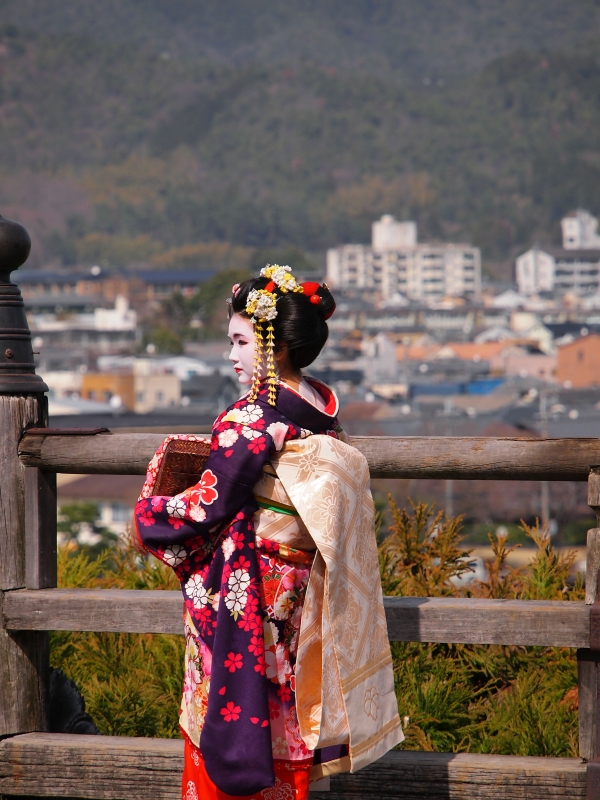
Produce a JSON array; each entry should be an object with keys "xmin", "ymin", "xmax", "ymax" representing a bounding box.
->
[
  {"xmin": 516, "ymin": 210, "xmax": 600, "ymax": 296},
  {"xmin": 561, "ymin": 209, "xmax": 600, "ymax": 250},
  {"xmin": 326, "ymin": 215, "xmax": 481, "ymax": 301}
]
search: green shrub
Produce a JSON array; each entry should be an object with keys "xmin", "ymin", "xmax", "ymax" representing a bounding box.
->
[
  {"xmin": 51, "ymin": 543, "xmax": 184, "ymax": 738},
  {"xmin": 51, "ymin": 503, "xmax": 584, "ymax": 755},
  {"xmin": 380, "ymin": 500, "xmax": 582, "ymax": 756}
]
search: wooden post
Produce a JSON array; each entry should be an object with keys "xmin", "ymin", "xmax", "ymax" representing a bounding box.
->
[
  {"xmin": 25, "ymin": 464, "xmax": 57, "ymax": 590},
  {"xmin": 0, "ymin": 399, "xmax": 50, "ymax": 735},
  {"xmin": 0, "ymin": 215, "xmax": 50, "ymax": 737},
  {"xmin": 581, "ymin": 468, "xmax": 600, "ymax": 800}
]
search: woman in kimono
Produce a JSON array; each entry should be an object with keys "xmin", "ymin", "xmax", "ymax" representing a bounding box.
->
[{"xmin": 133, "ymin": 266, "xmax": 401, "ymax": 800}]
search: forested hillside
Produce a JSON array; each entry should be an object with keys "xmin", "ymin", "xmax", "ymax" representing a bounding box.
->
[
  {"xmin": 2, "ymin": 0, "xmax": 599, "ymax": 82},
  {"xmin": 0, "ymin": 3, "xmax": 599, "ymax": 278}
]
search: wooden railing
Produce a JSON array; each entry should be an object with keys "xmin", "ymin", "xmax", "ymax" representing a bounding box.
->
[{"xmin": 3, "ymin": 424, "xmax": 600, "ymax": 799}]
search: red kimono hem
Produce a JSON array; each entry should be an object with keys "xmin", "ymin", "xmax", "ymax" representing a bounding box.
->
[{"xmin": 182, "ymin": 735, "xmax": 313, "ymax": 800}]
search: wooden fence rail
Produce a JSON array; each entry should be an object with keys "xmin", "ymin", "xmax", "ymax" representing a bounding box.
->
[
  {"xmin": 0, "ymin": 734, "xmax": 588, "ymax": 800},
  {"xmin": 2, "ymin": 589, "xmax": 592, "ymax": 648},
  {"xmin": 19, "ymin": 431, "xmax": 600, "ymax": 480},
  {"xmin": 5, "ymin": 430, "xmax": 600, "ymax": 800}
]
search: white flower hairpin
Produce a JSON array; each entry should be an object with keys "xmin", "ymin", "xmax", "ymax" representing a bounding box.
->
[{"xmin": 245, "ymin": 265, "xmax": 302, "ymax": 405}]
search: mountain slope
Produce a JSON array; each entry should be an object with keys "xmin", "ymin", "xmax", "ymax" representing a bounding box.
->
[
  {"xmin": 1, "ymin": 0, "xmax": 599, "ymax": 81},
  {"xmin": 0, "ymin": 23, "xmax": 599, "ymax": 275}
]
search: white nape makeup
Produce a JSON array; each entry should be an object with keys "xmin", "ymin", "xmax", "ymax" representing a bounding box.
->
[{"xmin": 228, "ymin": 313, "xmax": 265, "ymax": 386}]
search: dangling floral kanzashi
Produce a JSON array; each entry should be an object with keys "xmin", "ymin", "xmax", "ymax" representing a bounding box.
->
[{"xmin": 245, "ymin": 265, "xmax": 303, "ymax": 405}]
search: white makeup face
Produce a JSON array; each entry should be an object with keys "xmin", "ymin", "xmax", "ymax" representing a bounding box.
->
[{"xmin": 228, "ymin": 314, "xmax": 263, "ymax": 386}]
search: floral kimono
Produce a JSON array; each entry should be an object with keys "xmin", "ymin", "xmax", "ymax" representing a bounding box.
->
[{"xmin": 134, "ymin": 380, "xmax": 347, "ymax": 796}]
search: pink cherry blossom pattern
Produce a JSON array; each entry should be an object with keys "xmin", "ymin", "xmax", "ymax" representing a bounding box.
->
[
  {"xmin": 277, "ymin": 684, "xmax": 291, "ymax": 702},
  {"xmin": 231, "ymin": 531, "xmax": 245, "ymax": 550},
  {"xmin": 248, "ymin": 436, "xmax": 267, "ymax": 454},
  {"xmin": 138, "ymin": 508, "xmax": 155, "ymax": 526},
  {"xmin": 233, "ymin": 555, "xmax": 251, "ymax": 570},
  {"xmin": 248, "ymin": 635, "xmax": 264, "ymax": 657},
  {"xmin": 220, "ymin": 702, "xmax": 241, "ymax": 722},
  {"xmin": 224, "ymin": 652, "xmax": 243, "ymax": 672}
]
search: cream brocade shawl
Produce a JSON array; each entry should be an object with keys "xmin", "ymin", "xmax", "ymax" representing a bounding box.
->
[{"xmin": 254, "ymin": 435, "xmax": 404, "ymax": 780}]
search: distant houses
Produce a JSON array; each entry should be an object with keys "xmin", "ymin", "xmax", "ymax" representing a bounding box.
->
[{"xmin": 555, "ymin": 334, "xmax": 600, "ymax": 389}]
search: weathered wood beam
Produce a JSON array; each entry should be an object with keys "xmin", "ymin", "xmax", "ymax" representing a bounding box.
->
[
  {"xmin": 579, "ymin": 468, "xmax": 600, "ymax": 762},
  {"xmin": 383, "ymin": 596, "xmax": 589, "ymax": 648},
  {"xmin": 19, "ymin": 431, "xmax": 165, "ymax": 475},
  {"xmin": 2, "ymin": 589, "xmax": 590, "ymax": 648},
  {"xmin": 3, "ymin": 588, "xmax": 184, "ymax": 635},
  {"xmin": 0, "ymin": 733, "xmax": 183, "ymax": 800},
  {"xmin": 316, "ymin": 750, "xmax": 586, "ymax": 800},
  {"xmin": 0, "ymin": 733, "xmax": 586, "ymax": 800},
  {"xmin": 24, "ymin": 468, "xmax": 57, "ymax": 590},
  {"xmin": 351, "ymin": 435, "xmax": 600, "ymax": 481},
  {"xmin": 19, "ymin": 432, "xmax": 600, "ymax": 480},
  {"xmin": 0, "ymin": 396, "xmax": 48, "ymax": 737}
]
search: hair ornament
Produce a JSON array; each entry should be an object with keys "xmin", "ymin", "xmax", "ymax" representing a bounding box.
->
[
  {"xmin": 245, "ymin": 288, "xmax": 276, "ymax": 402},
  {"xmin": 298, "ymin": 281, "xmax": 336, "ymax": 320},
  {"xmin": 246, "ymin": 264, "xmax": 302, "ymax": 405},
  {"xmin": 246, "ymin": 288, "xmax": 278, "ymax": 323},
  {"xmin": 260, "ymin": 264, "xmax": 303, "ymax": 294},
  {"xmin": 244, "ymin": 265, "xmax": 335, "ymax": 405}
]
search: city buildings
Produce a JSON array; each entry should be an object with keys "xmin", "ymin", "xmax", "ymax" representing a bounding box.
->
[
  {"xmin": 561, "ymin": 209, "xmax": 600, "ymax": 250},
  {"xmin": 326, "ymin": 215, "xmax": 481, "ymax": 301},
  {"xmin": 514, "ymin": 248, "xmax": 555, "ymax": 295},
  {"xmin": 516, "ymin": 210, "xmax": 600, "ymax": 296},
  {"xmin": 19, "ymin": 268, "xmax": 213, "ymax": 304},
  {"xmin": 29, "ymin": 295, "xmax": 139, "ymax": 352},
  {"xmin": 80, "ymin": 368, "xmax": 180, "ymax": 413}
]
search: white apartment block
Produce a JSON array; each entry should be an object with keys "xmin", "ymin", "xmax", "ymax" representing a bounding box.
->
[
  {"xmin": 516, "ymin": 210, "xmax": 600, "ymax": 296},
  {"xmin": 561, "ymin": 209, "xmax": 600, "ymax": 250},
  {"xmin": 326, "ymin": 215, "xmax": 481, "ymax": 302},
  {"xmin": 515, "ymin": 248, "xmax": 555, "ymax": 295}
]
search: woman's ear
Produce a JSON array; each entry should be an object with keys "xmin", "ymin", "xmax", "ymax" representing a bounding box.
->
[
  {"xmin": 274, "ymin": 342, "xmax": 296, "ymax": 376},
  {"xmin": 273, "ymin": 342, "xmax": 288, "ymax": 364}
]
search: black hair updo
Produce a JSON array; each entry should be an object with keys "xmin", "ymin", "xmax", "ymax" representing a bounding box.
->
[{"xmin": 230, "ymin": 277, "xmax": 335, "ymax": 370}]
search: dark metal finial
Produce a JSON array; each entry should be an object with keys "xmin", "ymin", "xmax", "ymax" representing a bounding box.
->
[
  {"xmin": 0, "ymin": 214, "xmax": 48, "ymax": 393},
  {"xmin": 0, "ymin": 214, "xmax": 32, "ymax": 282}
]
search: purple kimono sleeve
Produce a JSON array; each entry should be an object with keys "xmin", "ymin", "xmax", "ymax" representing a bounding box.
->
[{"xmin": 134, "ymin": 408, "xmax": 283, "ymax": 556}]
